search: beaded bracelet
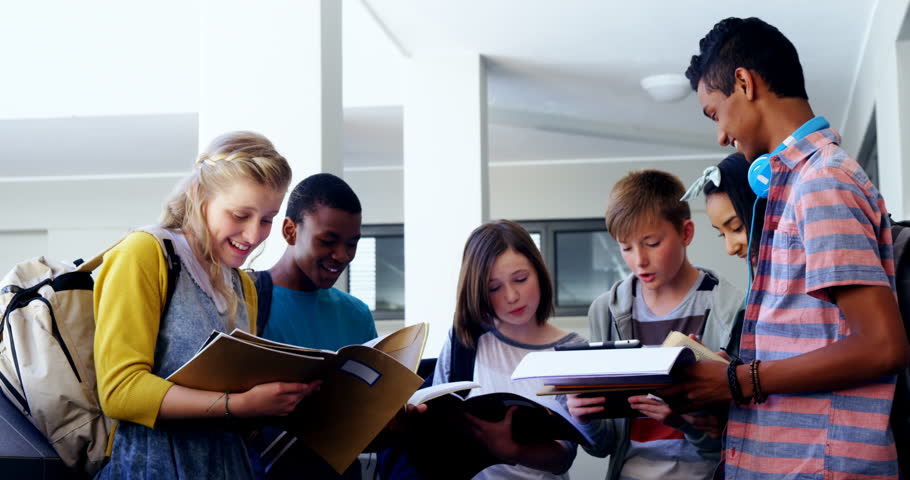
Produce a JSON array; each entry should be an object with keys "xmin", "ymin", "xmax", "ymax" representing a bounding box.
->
[
  {"xmin": 750, "ymin": 360, "xmax": 767, "ymax": 404},
  {"xmin": 727, "ymin": 359, "xmax": 748, "ymax": 406}
]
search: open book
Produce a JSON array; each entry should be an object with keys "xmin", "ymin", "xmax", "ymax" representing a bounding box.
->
[
  {"xmin": 394, "ymin": 382, "xmax": 592, "ymax": 480},
  {"xmin": 166, "ymin": 323, "xmax": 428, "ymax": 474}
]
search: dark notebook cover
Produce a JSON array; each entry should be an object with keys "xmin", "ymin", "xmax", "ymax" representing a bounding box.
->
[
  {"xmin": 397, "ymin": 391, "xmax": 591, "ymax": 480},
  {"xmin": 0, "ymin": 393, "xmax": 70, "ymax": 479}
]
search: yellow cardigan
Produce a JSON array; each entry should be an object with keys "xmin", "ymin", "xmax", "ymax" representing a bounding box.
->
[{"xmin": 93, "ymin": 231, "xmax": 257, "ymax": 429}]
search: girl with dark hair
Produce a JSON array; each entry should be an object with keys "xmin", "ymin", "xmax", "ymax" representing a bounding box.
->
[
  {"xmin": 682, "ymin": 153, "xmax": 767, "ymax": 269},
  {"xmin": 431, "ymin": 220, "xmax": 582, "ymax": 480}
]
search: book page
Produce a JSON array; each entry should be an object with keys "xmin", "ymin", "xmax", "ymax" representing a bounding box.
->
[
  {"xmin": 661, "ymin": 331, "xmax": 729, "ymax": 364},
  {"xmin": 537, "ymin": 384, "xmax": 670, "ymax": 396},
  {"xmin": 166, "ymin": 332, "xmax": 327, "ymax": 392},
  {"xmin": 365, "ymin": 323, "xmax": 429, "ymax": 372},
  {"xmin": 228, "ymin": 328, "xmax": 333, "ymax": 356},
  {"xmin": 408, "ymin": 381, "xmax": 480, "ymax": 405}
]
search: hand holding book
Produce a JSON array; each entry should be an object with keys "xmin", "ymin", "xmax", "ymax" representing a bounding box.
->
[
  {"xmin": 464, "ymin": 405, "xmax": 575, "ymax": 475},
  {"xmin": 227, "ymin": 379, "xmax": 323, "ymax": 418},
  {"xmin": 165, "ymin": 323, "xmax": 429, "ymax": 474},
  {"xmin": 395, "ymin": 382, "xmax": 591, "ymax": 480},
  {"xmin": 464, "ymin": 405, "xmax": 522, "ymax": 466},
  {"xmin": 627, "ymin": 393, "xmax": 685, "ymax": 428}
]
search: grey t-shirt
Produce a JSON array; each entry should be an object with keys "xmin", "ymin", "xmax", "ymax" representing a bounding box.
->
[
  {"xmin": 623, "ymin": 270, "xmax": 719, "ymax": 480},
  {"xmin": 630, "ymin": 270, "xmax": 716, "ymax": 346}
]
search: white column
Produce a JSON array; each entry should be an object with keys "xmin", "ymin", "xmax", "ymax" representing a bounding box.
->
[
  {"xmin": 403, "ymin": 51, "xmax": 489, "ymax": 356},
  {"xmin": 877, "ymin": 38, "xmax": 910, "ymax": 219},
  {"xmin": 199, "ymin": 0, "xmax": 343, "ymax": 269}
]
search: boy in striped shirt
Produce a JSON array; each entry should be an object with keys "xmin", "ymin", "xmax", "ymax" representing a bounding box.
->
[{"xmin": 668, "ymin": 16, "xmax": 910, "ymax": 479}]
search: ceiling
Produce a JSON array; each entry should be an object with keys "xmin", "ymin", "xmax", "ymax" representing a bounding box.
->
[{"xmin": 0, "ymin": 0, "xmax": 876, "ymax": 177}]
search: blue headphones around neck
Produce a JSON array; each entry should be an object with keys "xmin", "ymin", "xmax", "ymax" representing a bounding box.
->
[{"xmin": 747, "ymin": 116, "xmax": 830, "ymax": 198}]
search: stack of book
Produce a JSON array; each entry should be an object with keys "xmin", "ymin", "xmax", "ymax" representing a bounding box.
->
[{"xmin": 511, "ymin": 331, "xmax": 728, "ymax": 418}]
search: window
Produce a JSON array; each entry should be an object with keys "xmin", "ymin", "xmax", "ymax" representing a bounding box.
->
[
  {"xmin": 348, "ymin": 224, "xmax": 404, "ymax": 320},
  {"xmin": 519, "ymin": 219, "xmax": 629, "ymax": 316},
  {"xmin": 554, "ymin": 229, "xmax": 627, "ymax": 309}
]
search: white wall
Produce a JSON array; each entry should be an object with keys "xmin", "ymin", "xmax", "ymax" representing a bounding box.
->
[
  {"xmin": 0, "ymin": 231, "xmax": 48, "ymax": 275},
  {"xmin": 0, "ymin": 0, "xmax": 199, "ymax": 120},
  {"xmin": 0, "ymin": 175, "xmax": 177, "ymax": 264},
  {"xmin": 840, "ymin": 0, "xmax": 910, "ymax": 218}
]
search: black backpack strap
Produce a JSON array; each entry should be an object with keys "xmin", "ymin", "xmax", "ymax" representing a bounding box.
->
[
  {"xmin": 160, "ymin": 239, "xmax": 181, "ymax": 318},
  {"xmin": 889, "ymin": 218, "xmax": 910, "ymax": 480},
  {"xmin": 893, "ymin": 221, "xmax": 910, "ymax": 269},
  {"xmin": 447, "ymin": 327, "xmax": 482, "ymax": 398},
  {"xmin": 891, "ymin": 222, "xmax": 910, "ymax": 341},
  {"xmin": 250, "ymin": 270, "xmax": 274, "ymax": 335}
]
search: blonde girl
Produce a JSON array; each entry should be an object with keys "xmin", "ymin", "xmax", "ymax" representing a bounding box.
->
[{"xmin": 94, "ymin": 132, "xmax": 319, "ymax": 479}]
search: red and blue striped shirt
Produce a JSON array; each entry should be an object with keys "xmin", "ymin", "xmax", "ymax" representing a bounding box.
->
[{"xmin": 725, "ymin": 128, "xmax": 898, "ymax": 479}]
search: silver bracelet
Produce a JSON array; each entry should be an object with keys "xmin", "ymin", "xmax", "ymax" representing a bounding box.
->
[{"xmin": 224, "ymin": 392, "xmax": 233, "ymax": 418}]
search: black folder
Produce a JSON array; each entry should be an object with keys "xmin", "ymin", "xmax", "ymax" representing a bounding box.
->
[{"xmin": 0, "ymin": 393, "xmax": 69, "ymax": 479}]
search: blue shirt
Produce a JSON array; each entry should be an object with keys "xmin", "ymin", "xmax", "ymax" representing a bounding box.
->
[
  {"xmin": 261, "ymin": 285, "xmax": 377, "ymax": 350},
  {"xmin": 254, "ymin": 285, "xmax": 376, "ymax": 479}
]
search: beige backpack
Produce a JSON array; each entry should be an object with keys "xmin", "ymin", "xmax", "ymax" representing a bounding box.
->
[{"xmin": 0, "ymin": 232, "xmax": 180, "ymax": 476}]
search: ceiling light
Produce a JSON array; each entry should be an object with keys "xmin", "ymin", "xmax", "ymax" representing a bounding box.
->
[{"xmin": 641, "ymin": 74, "xmax": 692, "ymax": 103}]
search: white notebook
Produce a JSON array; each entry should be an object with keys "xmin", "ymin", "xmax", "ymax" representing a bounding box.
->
[{"xmin": 510, "ymin": 346, "xmax": 696, "ymax": 386}]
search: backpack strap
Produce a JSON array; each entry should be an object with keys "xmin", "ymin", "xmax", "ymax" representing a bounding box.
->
[
  {"xmin": 249, "ymin": 270, "xmax": 274, "ymax": 335},
  {"xmin": 893, "ymin": 221, "xmax": 910, "ymax": 269},
  {"xmin": 159, "ymin": 239, "xmax": 181, "ymax": 319},
  {"xmin": 131, "ymin": 227, "xmax": 183, "ymax": 318},
  {"xmin": 889, "ymin": 219, "xmax": 910, "ymax": 476},
  {"xmin": 72, "ymin": 230, "xmax": 181, "ymax": 313},
  {"xmin": 893, "ymin": 222, "xmax": 910, "ymax": 341},
  {"xmin": 447, "ymin": 327, "xmax": 482, "ymax": 398}
]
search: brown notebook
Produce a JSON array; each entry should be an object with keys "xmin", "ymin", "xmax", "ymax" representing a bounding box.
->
[{"xmin": 166, "ymin": 323, "xmax": 428, "ymax": 474}]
